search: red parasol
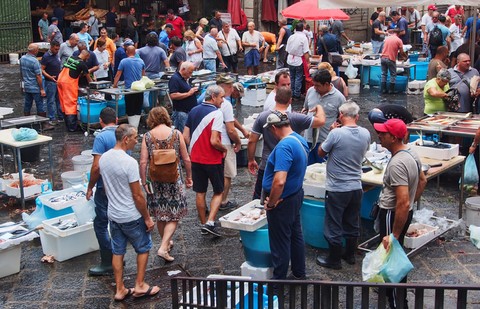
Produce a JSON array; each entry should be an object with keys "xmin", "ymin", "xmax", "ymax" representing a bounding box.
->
[
  {"xmin": 281, "ymin": 0, "xmax": 350, "ymax": 21},
  {"xmin": 228, "ymin": 0, "xmax": 242, "ymax": 26},
  {"xmin": 261, "ymin": 0, "xmax": 278, "ymax": 23}
]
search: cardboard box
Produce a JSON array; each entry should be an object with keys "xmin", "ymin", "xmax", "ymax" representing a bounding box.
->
[
  {"xmin": 404, "ymin": 223, "xmax": 439, "ymax": 249},
  {"xmin": 409, "ymin": 141, "xmax": 459, "ymax": 161},
  {"xmin": 219, "ymin": 200, "xmax": 267, "ymax": 232}
]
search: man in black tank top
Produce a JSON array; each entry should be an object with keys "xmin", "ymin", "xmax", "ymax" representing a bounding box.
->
[{"xmin": 275, "ymin": 18, "xmax": 291, "ymax": 69}]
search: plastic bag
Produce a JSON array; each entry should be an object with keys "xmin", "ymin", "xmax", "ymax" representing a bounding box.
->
[
  {"xmin": 22, "ymin": 196, "xmax": 47, "ymax": 229},
  {"xmin": 470, "ymin": 225, "xmax": 480, "ymax": 249},
  {"xmin": 379, "ymin": 234, "xmax": 414, "ymax": 283},
  {"xmin": 362, "ymin": 241, "xmax": 388, "ymax": 282},
  {"xmin": 11, "ymin": 128, "xmax": 38, "ymax": 141},
  {"xmin": 131, "ymin": 80, "xmax": 146, "ymax": 91},
  {"xmin": 72, "ymin": 199, "xmax": 96, "ymax": 225},
  {"xmin": 345, "ymin": 61, "xmax": 358, "ymax": 79},
  {"xmin": 464, "ymin": 154, "xmax": 479, "ymax": 185},
  {"xmin": 141, "ymin": 76, "xmax": 155, "ymax": 89}
]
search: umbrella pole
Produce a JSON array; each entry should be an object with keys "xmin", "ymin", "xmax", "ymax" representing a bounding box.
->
[{"xmin": 314, "ymin": 21, "xmax": 317, "ymax": 55}]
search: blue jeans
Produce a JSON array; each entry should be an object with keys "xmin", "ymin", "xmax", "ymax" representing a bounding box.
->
[
  {"xmin": 110, "ymin": 218, "xmax": 152, "ymax": 255},
  {"xmin": 381, "ymin": 58, "xmax": 396, "ymax": 84},
  {"xmin": 289, "ymin": 64, "xmax": 304, "ymax": 98},
  {"xmin": 44, "ymin": 80, "xmax": 63, "ymax": 120},
  {"xmin": 146, "ymin": 72, "xmax": 164, "ymax": 109},
  {"xmin": 93, "ymin": 187, "xmax": 111, "ymax": 251},
  {"xmin": 172, "ymin": 110, "xmax": 188, "ymax": 132},
  {"xmin": 372, "ymin": 40, "xmax": 384, "ymax": 54},
  {"xmin": 266, "ymin": 189, "xmax": 306, "ymax": 279},
  {"xmin": 203, "ymin": 59, "xmax": 217, "ymax": 72},
  {"xmin": 24, "ymin": 92, "xmax": 44, "ymax": 114}
]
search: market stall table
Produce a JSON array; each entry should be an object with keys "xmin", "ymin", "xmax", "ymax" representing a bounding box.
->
[
  {"xmin": 361, "ymin": 155, "xmax": 466, "ymax": 218},
  {"xmin": 0, "ymin": 129, "xmax": 54, "ymax": 209}
]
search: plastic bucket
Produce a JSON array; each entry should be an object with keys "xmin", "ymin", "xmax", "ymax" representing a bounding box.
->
[
  {"xmin": 61, "ymin": 171, "xmax": 85, "ymax": 189},
  {"xmin": 9, "ymin": 53, "xmax": 18, "ymax": 65},
  {"xmin": 72, "ymin": 155, "xmax": 93, "ymax": 172},
  {"xmin": 81, "ymin": 149, "xmax": 93, "ymax": 157},
  {"xmin": 348, "ymin": 79, "xmax": 361, "ymax": 95},
  {"xmin": 300, "ymin": 198, "xmax": 328, "ymax": 249},
  {"xmin": 239, "ymin": 225, "xmax": 273, "ymax": 267},
  {"xmin": 465, "ymin": 197, "xmax": 480, "ymax": 227}
]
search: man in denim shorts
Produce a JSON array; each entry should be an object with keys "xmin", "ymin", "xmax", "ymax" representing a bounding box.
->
[{"xmin": 99, "ymin": 124, "xmax": 159, "ymax": 301}]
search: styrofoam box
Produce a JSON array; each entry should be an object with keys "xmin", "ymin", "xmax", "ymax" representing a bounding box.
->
[
  {"xmin": 219, "ymin": 199, "xmax": 267, "ymax": 232},
  {"xmin": 303, "ymin": 163, "xmax": 327, "ymax": 199},
  {"xmin": 0, "ymin": 245, "xmax": 21, "ymax": 278},
  {"xmin": 409, "ymin": 141, "xmax": 459, "ymax": 160},
  {"xmin": 5, "ymin": 179, "xmax": 47, "ymax": 198},
  {"xmin": 404, "ymin": 223, "xmax": 439, "ymax": 249},
  {"xmin": 38, "ymin": 186, "xmax": 87, "ymax": 211},
  {"xmin": 241, "ymin": 261, "xmax": 273, "ymax": 280},
  {"xmin": 40, "ymin": 214, "xmax": 99, "ymax": 261},
  {"xmin": 243, "ymin": 88, "xmax": 266, "ymax": 107}
]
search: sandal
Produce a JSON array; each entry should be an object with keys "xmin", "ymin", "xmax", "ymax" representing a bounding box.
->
[
  {"xmin": 132, "ymin": 285, "xmax": 160, "ymax": 298},
  {"xmin": 114, "ymin": 287, "xmax": 134, "ymax": 301}
]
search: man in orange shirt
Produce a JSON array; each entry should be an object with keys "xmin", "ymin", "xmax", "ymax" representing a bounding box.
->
[
  {"xmin": 380, "ymin": 29, "xmax": 407, "ymax": 94},
  {"xmin": 166, "ymin": 9, "xmax": 185, "ymax": 39}
]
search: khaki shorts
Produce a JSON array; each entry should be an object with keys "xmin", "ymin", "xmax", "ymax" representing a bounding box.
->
[{"xmin": 223, "ymin": 144, "xmax": 237, "ymax": 178}]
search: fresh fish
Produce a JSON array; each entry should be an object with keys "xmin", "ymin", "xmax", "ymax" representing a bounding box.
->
[{"xmin": 309, "ymin": 110, "xmax": 320, "ymax": 151}]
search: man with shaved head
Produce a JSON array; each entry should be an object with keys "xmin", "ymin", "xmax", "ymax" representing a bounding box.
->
[
  {"xmin": 242, "ymin": 22, "xmax": 264, "ymax": 75},
  {"xmin": 58, "ymin": 33, "xmax": 79, "ymax": 66},
  {"xmin": 448, "ymin": 53, "xmax": 480, "ymax": 112},
  {"xmin": 427, "ymin": 45, "xmax": 449, "ymax": 80},
  {"xmin": 113, "ymin": 45, "xmax": 145, "ymax": 130},
  {"xmin": 20, "ymin": 43, "xmax": 54, "ymax": 130}
]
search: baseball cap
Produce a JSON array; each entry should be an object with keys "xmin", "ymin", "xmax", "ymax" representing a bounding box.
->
[
  {"xmin": 233, "ymin": 82, "xmax": 245, "ymax": 96},
  {"xmin": 428, "ymin": 4, "xmax": 437, "ymax": 11},
  {"xmin": 51, "ymin": 17, "xmax": 58, "ymax": 22},
  {"xmin": 263, "ymin": 110, "xmax": 290, "ymax": 129},
  {"xmin": 165, "ymin": 23, "xmax": 174, "ymax": 30},
  {"xmin": 123, "ymin": 39, "xmax": 134, "ymax": 46},
  {"xmin": 216, "ymin": 74, "xmax": 235, "ymax": 84},
  {"xmin": 373, "ymin": 119, "xmax": 407, "ymax": 139}
]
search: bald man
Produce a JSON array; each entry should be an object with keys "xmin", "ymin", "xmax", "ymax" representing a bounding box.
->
[
  {"xmin": 59, "ymin": 33, "xmax": 79, "ymax": 66},
  {"xmin": 448, "ymin": 53, "xmax": 480, "ymax": 112},
  {"xmin": 57, "ymin": 50, "xmax": 92, "ymax": 131},
  {"xmin": 242, "ymin": 22, "xmax": 264, "ymax": 75},
  {"xmin": 113, "ymin": 45, "xmax": 145, "ymax": 129}
]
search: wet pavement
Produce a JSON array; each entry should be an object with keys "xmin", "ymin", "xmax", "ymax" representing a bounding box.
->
[{"xmin": 1, "ymin": 62, "xmax": 480, "ymax": 308}]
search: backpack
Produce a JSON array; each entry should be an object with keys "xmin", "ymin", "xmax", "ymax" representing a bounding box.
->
[
  {"xmin": 429, "ymin": 25, "xmax": 443, "ymax": 47},
  {"xmin": 149, "ymin": 130, "xmax": 180, "ymax": 183}
]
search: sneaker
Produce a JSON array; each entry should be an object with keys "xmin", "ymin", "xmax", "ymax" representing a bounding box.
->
[
  {"xmin": 200, "ymin": 227, "xmax": 208, "ymax": 235},
  {"xmin": 201, "ymin": 224, "xmax": 221, "ymax": 237},
  {"xmin": 219, "ymin": 201, "xmax": 237, "ymax": 211},
  {"xmin": 48, "ymin": 121, "xmax": 57, "ymax": 126}
]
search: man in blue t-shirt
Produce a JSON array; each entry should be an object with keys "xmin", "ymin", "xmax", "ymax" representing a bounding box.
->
[
  {"xmin": 113, "ymin": 45, "xmax": 145, "ymax": 129},
  {"xmin": 262, "ymin": 110, "xmax": 309, "ymax": 283},
  {"xmin": 390, "ymin": 11, "xmax": 409, "ymax": 44},
  {"xmin": 86, "ymin": 107, "xmax": 117, "ymax": 276}
]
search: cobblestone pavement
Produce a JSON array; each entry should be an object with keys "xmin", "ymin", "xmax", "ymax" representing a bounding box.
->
[{"xmin": 1, "ymin": 63, "xmax": 480, "ymax": 308}]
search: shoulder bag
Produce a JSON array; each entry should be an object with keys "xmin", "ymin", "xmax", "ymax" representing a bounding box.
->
[
  {"xmin": 320, "ymin": 37, "xmax": 343, "ymax": 66},
  {"xmin": 221, "ymin": 31, "xmax": 238, "ymax": 64}
]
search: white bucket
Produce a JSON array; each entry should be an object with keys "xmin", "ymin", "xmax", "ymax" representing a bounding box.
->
[
  {"xmin": 61, "ymin": 171, "xmax": 85, "ymax": 189},
  {"xmin": 9, "ymin": 53, "xmax": 19, "ymax": 65},
  {"xmin": 348, "ymin": 79, "xmax": 360, "ymax": 95},
  {"xmin": 81, "ymin": 149, "xmax": 93, "ymax": 157},
  {"xmin": 72, "ymin": 155, "xmax": 93, "ymax": 172},
  {"xmin": 465, "ymin": 197, "xmax": 480, "ymax": 227}
]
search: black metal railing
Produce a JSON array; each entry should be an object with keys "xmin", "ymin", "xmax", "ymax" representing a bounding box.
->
[{"xmin": 171, "ymin": 277, "xmax": 480, "ymax": 308}]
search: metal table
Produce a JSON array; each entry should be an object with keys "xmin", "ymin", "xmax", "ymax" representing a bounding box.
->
[{"xmin": 0, "ymin": 129, "xmax": 54, "ymax": 209}]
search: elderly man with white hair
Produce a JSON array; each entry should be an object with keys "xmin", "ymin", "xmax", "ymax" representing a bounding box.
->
[{"xmin": 202, "ymin": 27, "xmax": 226, "ymax": 72}]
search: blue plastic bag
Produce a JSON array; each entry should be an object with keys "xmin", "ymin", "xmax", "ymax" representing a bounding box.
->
[
  {"xmin": 464, "ymin": 154, "xmax": 479, "ymax": 185},
  {"xmin": 379, "ymin": 234, "xmax": 414, "ymax": 283},
  {"xmin": 11, "ymin": 127, "xmax": 38, "ymax": 141}
]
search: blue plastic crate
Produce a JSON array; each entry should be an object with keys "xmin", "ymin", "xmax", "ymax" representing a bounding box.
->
[
  {"xmin": 106, "ymin": 96, "xmax": 126, "ymax": 117},
  {"xmin": 239, "ymin": 225, "xmax": 272, "ymax": 267},
  {"xmin": 300, "ymin": 198, "xmax": 328, "ymax": 249},
  {"xmin": 410, "ymin": 61, "xmax": 429, "ymax": 80},
  {"xmin": 360, "ymin": 186, "xmax": 382, "ymax": 220}
]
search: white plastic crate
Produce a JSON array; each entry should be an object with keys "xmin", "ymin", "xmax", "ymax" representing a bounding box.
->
[
  {"xmin": 409, "ymin": 141, "xmax": 459, "ymax": 161},
  {"xmin": 0, "ymin": 245, "xmax": 21, "ymax": 278},
  {"xmin": 4, "ymin": 179, "xmax": 47, "ymax": 198},
  {"xmin": 404, "ymin": 223, "xmax": 439, "ymax": 249},
  {"xmin": 38, "ymin": 186, "xmax": 88, "ymax": 211},
  {"xmin": 241, "ymin": 262, "xmax": 273, "ymax": 280},
  {"xmin": 40, "ymin": 214, "xmax": 99, "ymax": 261},
  {"xmin": 243, "ymin": 88, "xmax": 266, "ymax": 107},
  {"xmin": 219, "ymin": 199, "xmax": 267, "ymax": 232}
]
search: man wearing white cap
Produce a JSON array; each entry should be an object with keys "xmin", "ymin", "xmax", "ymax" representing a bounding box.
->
[{"xmin": 88, "ymin": 11, "xmax": 101, "ymax": 41}]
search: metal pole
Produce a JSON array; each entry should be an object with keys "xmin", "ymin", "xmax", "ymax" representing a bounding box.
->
[{"xmin": 470, "ymin": 7, "xmax": 478, "ymax": 59}]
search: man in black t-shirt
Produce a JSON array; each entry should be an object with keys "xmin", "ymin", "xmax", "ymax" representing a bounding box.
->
[
  {"xmin": 372, "ymin": 12, "xmax": 387, "ymax": 54},
  {"xmin": 370, "ymin": 7, "xmax": 383, "ymax": 26},
  {"xmin": 105, "ymin": 6, "xmax": 118, "ymax": 35}
]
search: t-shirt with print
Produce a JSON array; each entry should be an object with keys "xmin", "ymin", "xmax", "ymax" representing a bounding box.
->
[
  {"xmin": 99, "ymin": 148, "xmax": 142, "ymax": 223},
  {"xmin": 185, "ymin": 103, "xmax": 224, "ymax": 164},
  {"xmin": 252, "ymin": 110, "xmax": 312, "ymax": 170}
]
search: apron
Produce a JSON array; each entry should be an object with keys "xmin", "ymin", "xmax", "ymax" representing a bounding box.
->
[{"xmin": 57, "ymin": 67, "xmax": 79, "ymax": 115}]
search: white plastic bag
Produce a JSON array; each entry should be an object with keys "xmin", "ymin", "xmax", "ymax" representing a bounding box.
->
[
  {"xmin": 470, "ymin": 225, "xmax": 480, "ymax": 249},
  {"xmin": 131, "ymin": 80, "xmax": 146, "ymax": 91},
  {"xmin": 345, "ymin": 61, "xmax": 358, "ymax": 79},
  {"xmin": 72, "ymin": 199, "xmax": 96, "ymax": 225},
  {"xmin": 362, "ymin": 242, "xmax": 387, "ymax": 282}
]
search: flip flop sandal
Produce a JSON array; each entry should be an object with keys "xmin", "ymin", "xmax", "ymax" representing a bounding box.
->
[
  {"xmin": 114, "ymin": 287, "xmax": 134, "ymax": 301},
  {"xmin": 133, "ymin": 285, "xmax": 159, "ymax": 298}
]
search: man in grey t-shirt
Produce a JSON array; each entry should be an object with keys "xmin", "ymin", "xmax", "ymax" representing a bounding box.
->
[
  {"xmin": 316, "ymin": 101, "xmax": 370, "ymax": 270},
  {"xmin": 303, "ymin": 69, "xmax": 346, "ymax": 165},
  {"xmin": 248, "ymin": 87, "xmax": 325, "ymax": 199}
]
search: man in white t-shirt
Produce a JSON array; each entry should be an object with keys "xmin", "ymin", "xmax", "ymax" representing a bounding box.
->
[
  {"xmin": 263, "ymin": 70, "xmax": 292, "ymax": 112},
  {"xmin": 99, "ymin": 124, "xmax": 159, "ymax": 301},
  {"xmin": 242, "ymin": 22, "xmax": 264, "ymax": 75},
  {"xmin": 218, "ymin": 22, "xmax": 243, "ymax": 73},
  {"xmin": 286, "ymin": 22, "xmax": 310, "ymax": 99},
  {"xmin": 421, "ymin": 4, "xmax": 436, "ymax": 52}
]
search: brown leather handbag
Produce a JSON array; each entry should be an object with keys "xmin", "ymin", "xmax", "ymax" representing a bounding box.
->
[{"xmin": 149, "ymin": 129, "xmax": 179, "ymax": 183}]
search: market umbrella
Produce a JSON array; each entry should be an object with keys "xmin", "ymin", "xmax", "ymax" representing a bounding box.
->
[
  {"xmin": 261, "ymin": 0, "xmax": 277, "ymax": 22},
  {"xmin": 281, "ymin": 0, "xmax": 350, "ymax": 21},
  {"xmin": 228, "ymin": 0, "xmax": 242, "ymax": 26}
]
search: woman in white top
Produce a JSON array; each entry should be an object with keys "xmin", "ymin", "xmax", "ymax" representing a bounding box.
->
[
  {"xmin": 184, "ymin": 30, "xmax": 203, "ymax": 69},
  {"xmin": 93, "ymin": 38, "xmax": 110, "ymax": 81}
]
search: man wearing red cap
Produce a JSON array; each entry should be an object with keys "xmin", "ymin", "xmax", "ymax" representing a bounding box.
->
[
  {"xmin": 421, "ymin": 5, "xmax": 437, "ymax": 53},
  {"xmin": 373, "ymin": 119, "xmax": 427, "ymax": 309}
]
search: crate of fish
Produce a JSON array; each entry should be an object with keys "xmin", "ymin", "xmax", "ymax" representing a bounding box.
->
[
  {"xmin": 219, "ymin": 199, "xmax": 267, "ymax": 232},
  {"xmin": 38, "ymin": 186, "xmax": 88, "ymax": 211},
  {"xmin": 40, "ymin": 214, "xmax": 99, "ymax": 261}
]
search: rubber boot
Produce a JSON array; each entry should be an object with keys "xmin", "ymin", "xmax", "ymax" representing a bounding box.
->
[
  {"xmin": 88, "ymin": 249, "xmax": 113, "ymax": 276},
  {"xmin": 388, "ymin": 83, "xmax": 395, "ymax": 94},
  {"xmin": 65, "ymin": 114, "xmax": 78, "ymax": 132},
  {"xmin": 342, "ymin": 238, "xmax": 357, "ymax": 265},
  {"xmin": 316, "ymin": 244, "xmax": 342, "ymax": 269},
  {"xmin": 127, "ymin": 115, "xmax": 141, "ymax": 130},
  {"xmin": 38, "ymin": 112, "xmax": 54, "ymax": 131},
  {"xmin": 381, "ymin": 82, "xmax": 387, "ymax": 94}
]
